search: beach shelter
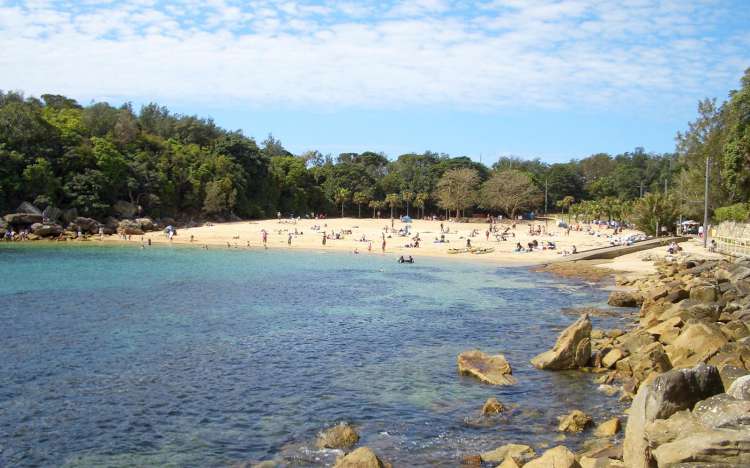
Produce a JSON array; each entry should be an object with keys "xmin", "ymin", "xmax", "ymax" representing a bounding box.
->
[{"xmin": 401, "ymin": 216, "xmax": 413, "ymax": 223}]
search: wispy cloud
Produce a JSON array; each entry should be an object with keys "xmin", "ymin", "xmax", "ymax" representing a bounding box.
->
[{"xmin": 0, "ymin": 0, "xmax": 747, "ymax": 111}]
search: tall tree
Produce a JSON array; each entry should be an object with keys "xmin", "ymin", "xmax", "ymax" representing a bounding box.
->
[
  {"xmin": 480, "ymin": 170, "xmax": 542, "ymax": 219},
  {"xmin": 435, "ymin": 168, "xmax": 479, "ymax": 218}
]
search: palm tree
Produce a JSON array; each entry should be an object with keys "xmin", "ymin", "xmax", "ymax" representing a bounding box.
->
[
  {"xmin": 556, "ymin": 195, "xmax": 575, "ymax": 222},
  {"xmin": 353, "ymin": 191, "xmax": 370, "ymax": 218},
  {"xmin": 369, "ymin": 199, "xmax": 385, "ymax": 218},
  {"xmin": 401, "ymin": 190, "xmax": 415, "ymax": 217},
  {"xmin": 385, "ymin": 193, "xmax": 401, "ymax": 219},
  {"xmin": 414, "ymin": 192, "xmax": 429, "ymax": 219},
  {"xmin": 334, "ymin": 188, "xmax": 351, "ymax": 218}
]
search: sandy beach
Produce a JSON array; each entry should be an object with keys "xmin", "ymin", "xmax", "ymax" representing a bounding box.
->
[{"xmin": 104, "ymin": 216, "xmax": 648, "ymax": 265}]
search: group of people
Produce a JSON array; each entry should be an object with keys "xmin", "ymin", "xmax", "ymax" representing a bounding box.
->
[{"xmin": 3, "ymin": 228, "xmax": 29, "ymax": 241}]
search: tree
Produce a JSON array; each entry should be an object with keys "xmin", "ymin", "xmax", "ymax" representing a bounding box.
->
[
  {"xmin": 385, "ymin": 193, "xmax": 401, "ymax": 218},
  {"xmin": 632, "ymin": 193, "xmax": 679, "ymax": 236},
  {"xmin": 414, "ymin": 192, "xmax": 429, "ymax": 219},
  {"xmin": 480, "ymin": 170, "xmax": 541, "ymax": 219},
  {"xmin": 369, "ymin": 199, "xmax": 385, "ymax": 218},
  {"xmin": 556, "ymin": 195, "xmax": 575, "ymax": 221},
  {"xmin": 334, "ymin": 188, "xmax": 351, "ymax": 217},
  {"xmin": 203, "ymin": 178, "xmax": 238, "ymax": 216},
  {"xmin": 353, "ymin": 191, "xmax": 370, "ymax": 218},
  {"xmin": 401, "ymin": 190, "xmax": 414, "ymax": 216},
  {"xmin": 22, "ymin": 158, "xmax": 60, "ymax": 206},
  {"xmin": 436, "ymin": 168, "xmax": 479, "ymax": 218}
]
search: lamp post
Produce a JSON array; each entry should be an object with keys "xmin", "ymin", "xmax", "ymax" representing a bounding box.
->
[{"xmin": 703, "ymin": 155, "xmax": 710, "ymax": 249}]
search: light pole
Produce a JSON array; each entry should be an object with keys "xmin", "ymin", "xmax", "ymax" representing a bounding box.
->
[
  {"xmin": 703, "ymin": 155, "xmax": 710, "ymax": 249},
  {"xmin": 544, "ymin": 177, "xmax": 548, "ymax": 216}
]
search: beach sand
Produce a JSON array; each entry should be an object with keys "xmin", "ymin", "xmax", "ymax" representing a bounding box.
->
[{"xmin": 105, "ymin": 216, "xmax": 646, "ymax": 266}]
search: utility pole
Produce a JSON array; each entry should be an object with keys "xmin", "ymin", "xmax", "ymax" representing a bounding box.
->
[
  {"xmin": 703, "ymin": 155, "xmax": 710, "ymax": 249},
  {"xmin": 544, "ymin": 178, "xmax": 548, "ymax": 215},
  {"xmin": 640, "ymin": 180, "xmax": 644, "ymax": 198}
]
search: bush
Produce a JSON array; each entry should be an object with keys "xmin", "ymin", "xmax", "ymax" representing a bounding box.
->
[{"xmin": 714, "ymin": 203, "xmax": 750, "ymax": 223}]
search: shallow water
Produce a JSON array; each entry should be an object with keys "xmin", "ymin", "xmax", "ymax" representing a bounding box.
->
[{"xmin": 0, "ymin": 244, "xmax": 627, "ymax": 467}]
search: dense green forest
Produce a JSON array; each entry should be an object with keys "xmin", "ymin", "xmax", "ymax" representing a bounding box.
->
[{"xmin": 1, "ymin": 68, "xmax": 748, "ymax": 228}]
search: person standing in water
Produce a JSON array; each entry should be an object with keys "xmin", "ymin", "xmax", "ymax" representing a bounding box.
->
[
  {"xmin": 322, "ymin": 233, "xmax": 326, "ymax": 246},
  {"xmin": 288, "ymin": 232, "xmax": 292, "ymax": 246}
]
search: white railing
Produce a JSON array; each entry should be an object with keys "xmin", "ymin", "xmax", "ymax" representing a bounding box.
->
[{"xmin": 714, "ymin": 235, "xmax": 750, "ymax": 258}]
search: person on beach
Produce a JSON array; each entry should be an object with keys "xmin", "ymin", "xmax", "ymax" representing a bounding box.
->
[
  {"xmin": 322, "ymin": 233, "xmax": 326, "ymax": 246},
  {"xmin": 466, "ymin": 238, "xmax": 472, "ymax": 248},
  {"xmin": 261, "ymin": 229, "xmax": 268, "ymax": 247},
  {"xmin": 368, "ymin": 241, "xmax": 372, "ymax": 252},
  {"xmin": 381, "ymin": 238, "xmax": 386, "ymax": 253},
  {"xmin": 147, "ymin": 238, "xmax": 151, "ymax": 246},
  {"xmin": 288, "ymin": 232, "xmax": 292, "ymax": 246}
]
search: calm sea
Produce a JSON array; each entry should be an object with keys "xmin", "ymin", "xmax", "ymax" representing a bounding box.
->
[{"xmin": 0, "ymin": 244, "xmax": 626, "ymax": 467}]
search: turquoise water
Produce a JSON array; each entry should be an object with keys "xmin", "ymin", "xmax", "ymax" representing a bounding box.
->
[{"xmin": 0, "ymin": 244, "xmax": 626, "ymax": 467}]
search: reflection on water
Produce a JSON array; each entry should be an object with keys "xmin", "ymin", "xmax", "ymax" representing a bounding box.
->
[{"xmin": 0, "ymin": 244, "xmax": 627, "ymax": 467}]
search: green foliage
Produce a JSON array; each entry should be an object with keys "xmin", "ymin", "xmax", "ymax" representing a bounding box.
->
[
  {"xmin": 480, "ymin": 169, "xmax": 542, "ymax": 218},
  {"xmin": 435, "ymin": 168, "xmax": 479, "ymax": 217},
  {"xmin": 632, "ymin": 193, "xmax": 679, "ymax": 236},
  {"xmin": 714, "ymin": 203, "xmax": 750, "ymax": 223}
]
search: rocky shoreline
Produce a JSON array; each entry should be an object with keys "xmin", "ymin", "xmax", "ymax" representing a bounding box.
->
[{"xmin": 260, "ymin": 253, "xmax": 750, "ymax": 468}]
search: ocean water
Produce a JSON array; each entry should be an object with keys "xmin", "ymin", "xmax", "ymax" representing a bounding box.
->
[{"xmin": 0, "ymin": 244, "xmax": 628, "ymax": 467}]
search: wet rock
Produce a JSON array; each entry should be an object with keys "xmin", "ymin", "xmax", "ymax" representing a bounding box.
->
[
  {"xmin": 558, "ymin": 410, "xmax": 592, "ymax": 433},
  {"xmin": 594, "ymin": 417, "xmax": 621, "ymax": 437},
  {"xmin": 497, "ymin": 456, "xmax": 522, "ymax": 468},
  {"xmin": 334, "ymin": 447, "xmax": 391, "ymax": 468},
  {"xmin": 460, "ymin": 454, "xmax": 481, "ymax": 466},
  {"xmin": 480, "ymin": 397, "xmax": 504, "ymax": 415},
  {"xmin": 524, "ymin": 445, "xmax": 580, "ymax": 468},
  {"xmin": 727, "ymin": 374, "xmax": 750, "ymax": 400},
  {"xmin": 480, "ymin": 443, "xmax": 534, "ymax": 464},
  {"xmin": 601, "ymin": 348, "xmax": 625, "ymax": 369},
  {"xmin": 623, "ymin": 364, "xmax": 724, "ymax": 468},
  {"xmin": 579, "ymin": 456, "xmax": 624, "ymax": 468},
  {"xmin": 607, "ymin": 291, "xmax": 640, "ymax": 308},
  {"xmin": 4, "ymin": 213, "xmax": 43, "ymax": 225},
  {"xmin": 316, "ymin": 422, "xmax": 359, "ymax": 449},
  {"xmin": 457, "ymin": 350, "xmax": 517, "ymax": 385},
  {"xmin": 531, "ymin": 314, "xmax": 591, "ymax": 370}
]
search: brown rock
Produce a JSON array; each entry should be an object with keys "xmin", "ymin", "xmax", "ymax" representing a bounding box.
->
[
  {"xmin": 667, "ymin": 321, "xmax": 728, "ymax": 368},
  {"xmin": 594, "ymin": 417, "xmax": 621, "ymax": 437},
  {"xmin": 480, "ymin": 443, "xmax": 534, "ymax": 464},
  {"xmin": 457, "ymin": 350, "xmax": 517, "ymax": 385},
  {"xmin": 651, "ymin": 431, "xmax": 750, "ymax": 466},
  {"xmin": 601, "ymin": 348, "xmax": 625, "ymax": 368},
  {"xmin": 607, "ymin": 291, "xmax": 640, "ymax": 307},
  {"xmin": 721, "ymin": 320, "xmax": 750, "ymax": 342},
  {"xmin": 689, "ymin": 284, "xmax": 719, "ymax": 303},
  {"xmin": 334, "ymin": 447, "xmax": 391, "ymax": 468},
  {"xmin": 531, "ymin": 314, "xmax": 592, "ymax": 370},
  {"xmin": 558, "ymin": 410, "xmax": 592, "ymax": 433},
  {"xmin": 460, "ymin": 454, "xmax": 481, "ymax": 466},
  {"xmin": 497, "ymin": 456, "xmax": 522, "ymax": 468},
  {"xmin": 524, "ymin": 446, "xmax": 581, "ymax": 468},
  {"xmin": 481, "ymin": 397, "xmax": 504, "ymax": 415},
  {"xmin": 316, "ymin": 422, "xmax": 359, "ymax": 449}
]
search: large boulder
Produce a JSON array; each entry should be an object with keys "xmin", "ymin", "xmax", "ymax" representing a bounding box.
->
[
  {"xmin": 531, "ymin": 314, "xmax": 591, "ymax": 370},
  {"xmin": 481, "ymin": 397, "xmax": 504, "ymax": 415},
  {"xmin": 16, "ymin": 201, "xmax": 42, "ymax": 215},
  {"xmin": 727, "ymin": 374, "xmax": 750, "ymax": 400},
  {"xmin": 4, "ymin": 213, "xmax": 43, "ymax": 225},
  {"xmin": 30, "ymin": 223, "xmax": 63, "ymax": 237},
  {"xmin": 135, "ymin": 217, "xmax": 156, "ymax": 231},
  {"xmin": 667, "ymin": 321, "xmax": 728, "ymax": 368},
  {"xmin": 693, "ymin": 393, "xmax": 750, "ymax": 429},
  {"xmin": 594, "ymin": 417, "xmax": 621, "ymax": 437},
  {"xmin": 333, "ymin": 447, "xmax": 391, "ymax": 468},
  {"xmin": 71, "ymin": 217, "xmax": 100, "ymax": 234},
  {"xmin": 623, "ymin": 364, "xmax": 724, "ymax": 468},
  {"xmin": 118, "ymin": 219, "xmax": 144, "ymax": 236},
  {"xmin": 457, "ymin": 350, "xmax": 517, "ymax": 385},
  {"xmin": 651, "ymin": 430, "xmax": 750, "ymax": 466},
  {"xmin": 113, "ymin": 200, "xmax": 138, "ymax": 218},
  {"xmin": 690, "ymin": 284, "xmax": 719, "ymax": 303},
  {"xmin": 607, "ymin": 291, "xmax": 641, "ymax": 307},
  {"xmin": 315, "ymin": 422, "xmax": 359, "ymax": 449},
  {"xmin": 524, "ymin": 446, "xmax": 580, "ymax": 468}
]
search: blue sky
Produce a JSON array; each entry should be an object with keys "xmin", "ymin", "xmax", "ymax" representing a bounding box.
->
[{"xmin": 1, "ymin": 0, "xmax": 749, "ymax": 163}]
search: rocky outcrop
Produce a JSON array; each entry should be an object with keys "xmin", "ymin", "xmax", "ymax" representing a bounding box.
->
[
  {"xmin": 531, "ymin": 314, "xmax": 591, "ymax": 370},
  {"xmin": 135, "ymin": 217, "xmax": 156, "ymax": 231},
  {"xmin": 333, "ymin": 447, "xmax": 391, "ymax": 468},
  {"xmin": 118, "ymin": 219, "xmax": 144, "ymax": 235},
  {"xmin": 594, "ymin": 417, "xmax": 621, "ymax": 437},
  {"xmin": 623, "ymin": 364, "xmax": 724, "ymax": 468},
  {"xmin": 315, "ymin": 422, "xmax": 359, "ymax": 449},
  {"xmin": 70, "ymin": 217, "xmax": 101, "ymax": 234},
  {"xmin": 4, "ymin": 213, "xmax": 43, "ymax": 225},
  {"xmin": 457, "ymin": 350, "xmax": 517, "ymax": 385},
  {"xmin": 607, "ymin": 291, "xmax": 641, "ymax": 307},
  {"xmin": 30, "ymin": 223, "xmax": 63, "ymax": 237},
  {"xmin": 524, "ymin": 446, "xmax": 580, "ymax": 468},
  {"xmin": 480, "ymin": 397, "xmax": 504, "ymax": 415},
  {"xmin": 727, "ymin": 374, "xmax": 750, "ymax": 400},
  {"xmin": 558, "ymin": 410, "xmax": 592, "ymax": 433}
]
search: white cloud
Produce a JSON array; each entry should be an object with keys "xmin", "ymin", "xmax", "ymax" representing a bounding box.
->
[{"xmin": 0, "ymin": 0, "xmax": 747, "ymax": 112}]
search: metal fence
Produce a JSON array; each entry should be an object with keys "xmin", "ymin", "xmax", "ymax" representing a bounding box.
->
[{"xmin": 714, "ymin": 222, "xmax": 750, "ymax": 258}]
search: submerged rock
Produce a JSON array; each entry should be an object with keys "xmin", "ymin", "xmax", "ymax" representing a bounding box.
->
[
  {"xmin": 316, "ymin": 422, "xmax": 359, "ymax": 449},
  {"xmin": 457, "ymin": 350, "xmax": 517, "ymax": 385},
  {"xmin": 607, "ymin": 291, "xmax": 640, "ymax": 308},
  {"xmin": 481, "ymin": 397, "xmax": 504, "ymax": 415},
  {"xmin": 594, "ymin": 417, "xmax": 621, "ymax": 437},
  {"xmin": 531, "ymin": 314, "xmax": 591, "ymax": 370},
  {"xmin": 480, "ymin": 443, "xmax": 534, "ymax": 464}
]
